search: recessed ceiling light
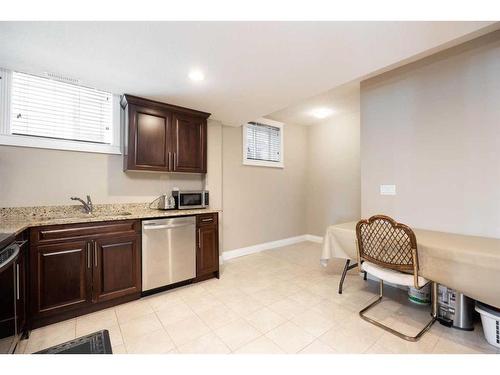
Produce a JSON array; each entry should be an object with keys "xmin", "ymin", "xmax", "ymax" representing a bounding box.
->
[
  {"xmin": 188, "ymin": 69, "xmax": 205, "ymax": 82},
  {"xmin": 311, "ymin": 107, "xmax": 335, "ymax": 119}
]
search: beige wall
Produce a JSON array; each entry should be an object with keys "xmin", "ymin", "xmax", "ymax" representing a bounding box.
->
[
  {"xmin": 361, "ymin": 31, "xmax": 500, "ymax": 238},
  {"xmin": 221, "ymin": 123, "xmax": 307, "ymax": 251},
  {"xmin": 306, "ymin": 112, "xmax": 361, "ymax": 236},
  {"xmin": 0, "ymin": 119, "xmax": 226, "ymax": 207},
  {"xmin": 0, "ymin": 116, "xmax": 310, "ymax": 253},
  {"xmin": 205, "ymin": 120, "xmax": 223, "ymax": 211},
  {"xmin": 0, "ymin": 145, "xmax": 205, "ymax": 207}
]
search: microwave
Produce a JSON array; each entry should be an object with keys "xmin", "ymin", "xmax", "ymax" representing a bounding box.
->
[{"xmin": 172, "ymin": 190, "xmax": 209, "ymax": 210}]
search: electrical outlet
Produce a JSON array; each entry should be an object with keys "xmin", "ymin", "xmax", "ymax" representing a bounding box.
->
[{"xmin": 380, "ymin": 184, "xmax": 396, "ymax": 195}]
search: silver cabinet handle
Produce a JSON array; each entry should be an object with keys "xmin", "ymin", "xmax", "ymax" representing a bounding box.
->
[
  {"xmin": 201, "ymin": 218, "xmax": 213, "ymax": 222},
  {"xmin": 16, "ymin": 263, "xmax": 20, "ymax": 300},
  {"xmin": 94, "ymin": 241, "xmax": 98, "ymax": 267},
  {"xmin": 198, "ymin": 228, "xmax": 201, "ymax": 249},
  {"xmin": 87, "ymin": 242, "xmax": 91, "ymax": 269},
  {"xmin": 168, "ymin": 151, "xmax": 171, "ymax": 170},
  {"xmin": 43, "ymin": 248, "xmax": 81, "ymax": 257},
  {"xmin": 173, "ymin": 152, "xmax": 176, "ymax": 169}
]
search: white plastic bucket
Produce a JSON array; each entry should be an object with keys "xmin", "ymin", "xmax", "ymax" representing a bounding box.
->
[
  {"xmin": 475, "ymin": 303, "xmax": 500, "ymax": 349},
  {"xmin": 408, "ymin": 284, "xmax": 431, "ymax": 305}
]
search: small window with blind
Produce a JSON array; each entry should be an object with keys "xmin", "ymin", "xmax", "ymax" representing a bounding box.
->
[
  {"xmin": 242, "ymin": 118, "xmax": 284, "ymax": 168},
  {"xmin": 0, "ymin": 68, "xmax": 120, "ymax": 154}
]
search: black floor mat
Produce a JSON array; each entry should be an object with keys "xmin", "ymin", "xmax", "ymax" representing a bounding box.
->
[{"xmin": 34, "ymin": 329, "xmax": 112, "ymax": 354}]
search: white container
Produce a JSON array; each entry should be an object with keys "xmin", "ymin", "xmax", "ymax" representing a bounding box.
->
[
  {"xmin": 475, "ymin": 302, "xmax": 500, "ymax": 349},
  {"xmin": 408, "ymin": 284, "xmax": 431, "ymax": 305}
]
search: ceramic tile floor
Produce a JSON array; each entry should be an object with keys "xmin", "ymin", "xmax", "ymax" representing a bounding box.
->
[{"xmin": 17, "ymin": 241, "xmax": 500, "ymax": 354}]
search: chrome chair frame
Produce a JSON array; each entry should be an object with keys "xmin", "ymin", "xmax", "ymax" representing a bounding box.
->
[
  {"xmin": 359, "ymin": 280, "xmax": 437, "ymax": 342},
  {"xmin": 356, "ymin": 215, "xmax": 437, "ymax": 342}
]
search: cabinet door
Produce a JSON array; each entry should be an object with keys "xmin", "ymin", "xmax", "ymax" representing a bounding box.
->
[
  {"xmin": 172, "ymin": 113, "xmax": 206, "ymax": 173},
  {"xmin": 92, "ymin": 235, "xmax": 141, "ymax": 303},
  {"xmin": 196, "ymin": 225, "xmax": 219, "ymax": 277},
  {"xmin": 127, "ymin": 105, "xmax": 171, "ymax": 171},
  {"xmin": 32, "ymin": 241, "xmax": 92, "ymax": 317}
]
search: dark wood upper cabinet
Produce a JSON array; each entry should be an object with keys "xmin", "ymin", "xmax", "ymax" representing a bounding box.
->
[
  {"xmin": 92, "ymin": 234, "xmax": 141, "ymax": 303},
  {"xmin": 122, "ymin": 95, "xmax": 210, "ymax": 173},
  {"xmin": 172, "ymin": 113, "xmax": 206, "ymax": 173},
  {"xmin": 130, "ymin": 105, "xmax": 171, "ymax": 171}
]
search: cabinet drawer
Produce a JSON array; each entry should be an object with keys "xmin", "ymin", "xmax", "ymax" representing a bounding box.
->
[
  {"xmin": 196, "ymin": 213, "xmax": 218, "ymax": 227},
  {"xmin": 31, "ymin": 220, "xmax": 140, "ymax": 244}
]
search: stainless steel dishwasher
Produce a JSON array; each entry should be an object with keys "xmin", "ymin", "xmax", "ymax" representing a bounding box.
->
[{"xmin": 142, "ymin": 216, "xmax": 196, "ymax": 292}]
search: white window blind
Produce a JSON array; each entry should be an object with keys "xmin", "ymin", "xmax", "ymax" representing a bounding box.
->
[
  {"xmin": 10, "ymin": 72, "xmax": 113, "ymax": 144},
  {"xmin": 245, "ymin": 122, "xmax": 281, "ymax": 163}
]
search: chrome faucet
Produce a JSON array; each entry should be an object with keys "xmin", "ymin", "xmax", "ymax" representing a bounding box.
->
[{"xmin": 71, "ymin": 195, "xmax": 93, "ymax": 214}]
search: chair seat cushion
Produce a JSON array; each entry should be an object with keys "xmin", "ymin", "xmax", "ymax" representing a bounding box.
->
[{"xmin": 361, "ymin": 261, "xmax": 428, "ymax": 288}]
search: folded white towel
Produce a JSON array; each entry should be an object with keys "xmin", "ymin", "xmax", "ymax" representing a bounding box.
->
[{"xmin": 361, "ymin": 261, "xmax": 428, "ymax": 288}]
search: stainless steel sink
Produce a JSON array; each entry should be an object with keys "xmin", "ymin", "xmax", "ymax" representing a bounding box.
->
[
  {"xmin": 96, "ymin": 212, "xmax": 132, "ymax": 217},
  {"xmin": 38, "ymin": 215, "xmax": 90, "ymax": 221},
  {"xmin": 37, "ymin": 212, "xmax": 132, "ymax": 221}
]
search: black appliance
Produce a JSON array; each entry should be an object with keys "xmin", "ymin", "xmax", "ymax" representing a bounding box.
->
[{"xmin": 0, "ymin": 236, "xmax": 24, "ymax": 354}]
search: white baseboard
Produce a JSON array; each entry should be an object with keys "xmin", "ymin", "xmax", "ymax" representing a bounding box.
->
[
  {"xmin": 304, "ymin": 234, "xmax": 323, "ymax": 243},
  {"xmin": 220, "ymin": 234, "xmax": 321, "ymax": 263}
]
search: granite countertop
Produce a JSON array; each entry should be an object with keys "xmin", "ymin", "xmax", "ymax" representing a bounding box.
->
[{"xmin": 0, "ymin": 203, "xmax": 221, "ymax": 237}]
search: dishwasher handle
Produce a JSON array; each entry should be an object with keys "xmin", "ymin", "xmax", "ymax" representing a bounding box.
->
[{"xmin": 143, "ymin": 223, "xmax": 194, "ymax": 230}]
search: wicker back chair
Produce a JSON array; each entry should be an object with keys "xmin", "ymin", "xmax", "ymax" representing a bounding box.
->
[
  {"xmin": 355, "ymin": 215, "xmax": 436, "ymax": 342},
  {"xmin": 356, "ymin": 215, "xmax": 420, "ymax": 288}
]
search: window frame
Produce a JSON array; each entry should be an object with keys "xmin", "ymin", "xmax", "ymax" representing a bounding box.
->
[
  {"xmin": 0, "ymin": 69, "xmax": 121, "ymax": 155},
  {"xmin": 242, "ymin": 117, "xmax": 284, "ymax": 168}
]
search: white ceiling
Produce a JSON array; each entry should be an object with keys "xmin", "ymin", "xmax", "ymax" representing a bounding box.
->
[
  {"xmin": 268, "ymin": 82, "xmax": 360, "ymax": 126},
  {"xmin": 0, "ymin": 21, "xmax": 497, "ymax": 126}
]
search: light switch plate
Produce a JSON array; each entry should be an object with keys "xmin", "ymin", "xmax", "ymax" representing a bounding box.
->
[{"xmin": 380, "ymin": 184, "xmax": 396, "ymax": 195}]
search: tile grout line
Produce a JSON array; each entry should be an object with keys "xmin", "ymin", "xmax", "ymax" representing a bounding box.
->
[
  {"xmin": 175, "ymin": 286, "xmax": 223, "ymax": 353},
  {"xmin": 113, "ymin": 308, "xmax": 128, "ymax": 353},
  {"xmin": 208, "ymin": 284, "xmax": 299, "ymax": 353},
  {"xmin": 24, "ymin": 242, "xmax": 494, "ymax": 354},
  {"xmin": 182, "ymin": 286, "xmax": 235, "ymax": 353},
  {"xmin": 152, "ymin": 307, "xmax": 183, "ymax": 354}
]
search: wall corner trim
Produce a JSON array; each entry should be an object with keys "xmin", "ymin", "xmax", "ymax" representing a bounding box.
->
[
  {"xmin": 303, "ymin": 234, "xmax": 323, "ymax": 243},
  {"xmin": 221, "ymin": 234, "xmax": 323, "ymax": 262}
]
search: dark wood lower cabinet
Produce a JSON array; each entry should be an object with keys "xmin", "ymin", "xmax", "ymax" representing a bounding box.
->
[
  {"xmin": 29, "ymin": 220, "xmax": 141, "ymax": 329},
  {"xmin": 92, "ymin": 235, "xmax": 141, "ymax": 303},
  {"xmin": 27, "ymin": 215, "xmax": 219, "ymax": 329},
  {"xmin": 196, "ymin": 213, "xmax": 220, "ymax": 281},
  {"xmin": 33, "ymin": 240, "xmax": 92, "ymax": 316}
]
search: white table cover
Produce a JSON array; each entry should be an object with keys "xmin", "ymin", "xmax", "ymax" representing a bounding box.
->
[{"xmin": 321, "ymin": 221, "xmax": 500, "ymax": 308}]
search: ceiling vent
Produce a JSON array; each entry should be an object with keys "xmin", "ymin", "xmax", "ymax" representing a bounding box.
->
[{"xmin": 44, "ymin": 72, "xmax": 80, "ymax": 85}]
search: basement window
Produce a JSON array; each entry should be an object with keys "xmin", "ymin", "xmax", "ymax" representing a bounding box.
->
[
  {"xmin": 243, "ymin": 118, "xmax": 284, "ymax": 168},
  {"xmin": 0, "ymin": 68, "xmax": 121, "ymax": 154}
]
